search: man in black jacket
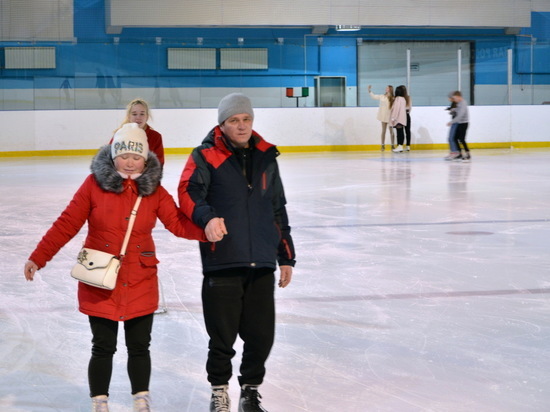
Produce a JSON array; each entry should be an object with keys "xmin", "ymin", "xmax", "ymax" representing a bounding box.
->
[{"xmin": 178, "ymin": 93, "xmax": 296, "ymax": 412}]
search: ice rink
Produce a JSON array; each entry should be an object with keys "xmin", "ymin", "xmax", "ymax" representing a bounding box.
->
[{"xmin": 1, "ymin": 148, "xmax": 550, "ymax": 412}]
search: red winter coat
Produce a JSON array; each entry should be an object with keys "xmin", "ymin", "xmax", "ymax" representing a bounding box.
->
[
  {"xmin": 29, "ymin": 146, "xmax": 204, "ymax": 321},
  {"xmin": 144, "ymin": 125, "xmax": 165, "ymax": 166}
]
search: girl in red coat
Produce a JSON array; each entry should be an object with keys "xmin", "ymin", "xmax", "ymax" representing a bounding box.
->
[
  {"xmin": 24, "ymin": 123, "xmax": 205, "ymax": 412},
  {"xmin": 112, "ymin": 98, "xmax": 165, "ymax": 166}
]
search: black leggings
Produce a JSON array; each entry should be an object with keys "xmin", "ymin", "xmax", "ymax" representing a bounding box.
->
[
  {"xmin": 395, "ymin": 126, "xmax": 405, "ymax": 146},
  {"xmin": 88, "ymin": 313, "xmax": 154, "ymax": 397},
  {"xmin": 405, "ymin": 112, "xmax": 412, "ymax": 146},
  {"xmin": 453, "ymin": 122, "xmax": 470, "ymax": 153}
]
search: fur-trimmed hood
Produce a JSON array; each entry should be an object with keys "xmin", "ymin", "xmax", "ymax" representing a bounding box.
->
[{"xmin": 90, "ymin": 145, "xmax": 162, "ymax": 196}]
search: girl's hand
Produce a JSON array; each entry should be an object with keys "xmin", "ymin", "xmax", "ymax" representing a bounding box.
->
[
  {"xmin": 24, "ymin": 260, "xmax": 39, "ymax": 281},
  {"xmin": 205, "ymin": 217, "xmax": 228, "ymax": 242}
]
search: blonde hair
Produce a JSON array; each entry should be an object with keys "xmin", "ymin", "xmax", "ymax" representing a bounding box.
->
[
  {"xmin": 114, "ymin": 98, "xmax": 152, "ymax": 134},
  {"xmin": 386, "ymin": 85, "xmax": 394, "ymax": 106}
]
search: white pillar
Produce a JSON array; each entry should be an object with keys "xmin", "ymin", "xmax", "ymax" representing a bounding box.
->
[
  {"xmin": 406, "ymin": 49, "xmax": 411, "ymax": 91},
  {"xmin": 457, "ymin": 48, "xmax": 462, "ymax": 91},
  {"xmin": 507, "ymin": 48, "xmax": 513, "ymax": 105}
]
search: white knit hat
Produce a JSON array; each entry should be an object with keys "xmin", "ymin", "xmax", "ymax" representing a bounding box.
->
[
  {"xmin": 111, "ymin": 123, "xmax": 149, "ymax": 160},
  {"xmin": 217, "ymin": 93, "xmax": 254, "ymax": 125}
]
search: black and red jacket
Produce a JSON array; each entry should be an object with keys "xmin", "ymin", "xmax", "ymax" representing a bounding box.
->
[{"xmin": 178, "ymin": 126, "xmax": 296, "ymax": 273}]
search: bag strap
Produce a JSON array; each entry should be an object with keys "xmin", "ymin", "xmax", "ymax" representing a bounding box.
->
[{"xmin": 119, "ymin": 195, "xmax": 142, "ymax": 258}]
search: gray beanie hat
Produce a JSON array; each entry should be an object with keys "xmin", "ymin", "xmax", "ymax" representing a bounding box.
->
[{"xmin": 218, "ymin": 93, "xmax": 254, "ymax": 125}]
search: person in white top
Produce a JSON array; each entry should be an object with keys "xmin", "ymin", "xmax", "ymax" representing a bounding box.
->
[
  {"xmin": 446, "ymin": 90, "xmax": 471, "ymax": 162},
  {"xmin": 368, "ymin": 85, "xmax": 395, "ymax": 151}
]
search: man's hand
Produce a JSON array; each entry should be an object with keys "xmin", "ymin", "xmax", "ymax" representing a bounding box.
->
[
  {"xmin": 278, "ymin": 265, "xmax": 293, "ymax": 288},
  {"xmin": 205, "ymin": 217, "xmax": 228, "ymax": 242}
]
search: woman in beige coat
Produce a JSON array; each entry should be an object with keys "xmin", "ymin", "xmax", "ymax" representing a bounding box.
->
[{"xmin": 369, "ymin": 85, "xmax": 395, "ymax": 151}]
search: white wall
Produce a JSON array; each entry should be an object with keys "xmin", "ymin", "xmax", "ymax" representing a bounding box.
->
[
  {"xmin": 0, "ymin": 105, "xmax": 548, "ymax": 154},
  {"xmin": 0, "ymin": 0, "xmax": 74, "ymax": 41},
  {"xmin": 106, "ymin": 0, "xmax": 531, "ymax": 29}
]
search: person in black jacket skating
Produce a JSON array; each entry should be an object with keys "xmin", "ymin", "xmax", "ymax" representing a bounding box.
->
[{"xmin": 178, "ymin": 93, "xmax": 296, "ymax": 412}]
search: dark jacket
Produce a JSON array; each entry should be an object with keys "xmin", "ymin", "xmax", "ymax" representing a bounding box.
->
[
  {"xmin": 29, "ymin": 146, "xmax": 205, "ymax": 321},
  {"xmin": 178, "ymin": 126, "xmax": 296, "ymax": 273}
]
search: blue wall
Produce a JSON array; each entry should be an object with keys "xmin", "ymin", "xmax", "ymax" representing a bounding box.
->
[{"xmin": 0, "ymin": 0, "xmax": 549, "ymax": 91}]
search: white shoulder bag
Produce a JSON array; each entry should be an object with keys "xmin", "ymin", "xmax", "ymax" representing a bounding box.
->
[{"xmin": 70, "ymin": 196, "xmax": 142, "ymax": 290}]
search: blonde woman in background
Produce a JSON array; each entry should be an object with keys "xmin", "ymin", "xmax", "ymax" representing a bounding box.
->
[
  {"xmin": 368, "ymin": 85, "xmax": 395, "ymax": 151},
  {"xmin": 111, "ymin": 98, "xmax": 165, "ymax": 166}
]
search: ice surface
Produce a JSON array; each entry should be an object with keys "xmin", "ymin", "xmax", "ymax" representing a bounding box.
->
[{"xmin": 1, "ymin": 149, "xmax": 549, "ymax": 411}]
